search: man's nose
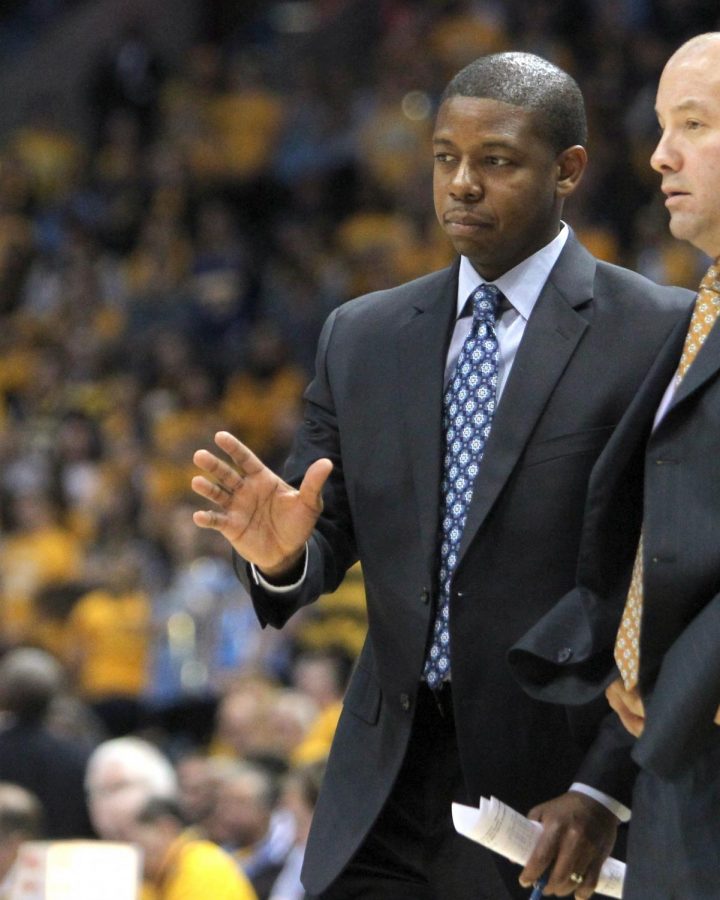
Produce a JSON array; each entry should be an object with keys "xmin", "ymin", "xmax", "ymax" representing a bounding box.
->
[
  {"xmin": 650, "ymin": 130, "xmax": 679, "ymax": 173},
  {"xmin": 449, "ymin": 160, "xmax": 482, "ymax": 199}
]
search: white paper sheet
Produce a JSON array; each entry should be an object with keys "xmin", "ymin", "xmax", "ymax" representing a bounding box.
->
[{"xmin": 452, "ymin": 796, "xmax": 625, "ymax": 898}]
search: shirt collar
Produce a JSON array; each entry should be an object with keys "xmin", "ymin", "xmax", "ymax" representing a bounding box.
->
[{"xmin": 457, "ymin": 223, "xmax": 569, "ymax": 320}]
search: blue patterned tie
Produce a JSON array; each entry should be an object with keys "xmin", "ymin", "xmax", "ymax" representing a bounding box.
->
[{"xmin": 423, "ymin": 283, "xmax": 501, "ymax": 688}]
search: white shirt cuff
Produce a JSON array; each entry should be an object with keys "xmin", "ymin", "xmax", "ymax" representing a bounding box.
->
[
  {"xmin": 250, "ymin": 543, "xmax": 309, "ymax": 593},
  {"xmin": 570, "ymin": 783, "xmax": 631, "ymax": 823}
]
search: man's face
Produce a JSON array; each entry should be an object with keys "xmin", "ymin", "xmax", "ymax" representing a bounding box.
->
[
  {"xmin": 432, "ymin": 96, "xmax": 575, "ymax": 280},
  {"xmin": 86, "ymin": 764, "xmax": 149, "ymax": 841},
  {"xmin": 176, "ymin": 757, "xmax": 217, "ymax": 824},
  {"xmin": 209, "ymin": 776, "xmax": 270, "ymax": 848},
  {"xmin": 651, "ymin": 39, "xmax": 720, "ymax": 258}
]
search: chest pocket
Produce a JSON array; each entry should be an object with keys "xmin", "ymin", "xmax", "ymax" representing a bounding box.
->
[{"xmin": 520, "ymin": 425, "xmax": 615, "ymax": 469}]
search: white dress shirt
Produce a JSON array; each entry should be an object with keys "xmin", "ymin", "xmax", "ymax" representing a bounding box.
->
[{"xmin": 447, "ymin": 223, "xmax": 569, "ymax": 393}]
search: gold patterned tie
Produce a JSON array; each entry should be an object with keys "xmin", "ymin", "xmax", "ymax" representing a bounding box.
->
[{"xmin": 614, "ymin": 261, "xmax": 720, "ymax": 689}]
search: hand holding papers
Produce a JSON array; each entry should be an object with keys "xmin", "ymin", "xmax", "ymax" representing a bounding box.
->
[{"xmin": 452, "ymin": 796, "xmax": 625, "ymax": 898}]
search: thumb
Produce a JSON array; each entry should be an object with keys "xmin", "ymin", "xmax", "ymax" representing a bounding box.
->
[
  {"xmin": 298, "ymin": 458, "xmax": 333, "ymax": 511},
  {"xmin": 526, "ymin": 803, "xmax": 543, "ymax": 822}
]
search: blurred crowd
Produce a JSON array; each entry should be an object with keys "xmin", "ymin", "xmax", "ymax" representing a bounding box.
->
[
  {"xmin": 0, "ymin": 0, "xmax": 719, "ymax": 895},
  {"xmin": 0, "ymin": 645, "xmax": 338, "ymax": 897},
  {"xmin": 0, "ymin": 0, "xmax": 82, "ymax": 63}
]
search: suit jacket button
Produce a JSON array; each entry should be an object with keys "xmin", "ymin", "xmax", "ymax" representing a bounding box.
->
[
  {"xmin": 556, "ymin": 647, "xmax": 573, "ymax": 664},
  {"xmin": 420, "ymin": 588, "xmax": 430, "ymax": 604},
  {"xmin": 400, "ymin": 693, "xmax": 411, "ymax": 712}
]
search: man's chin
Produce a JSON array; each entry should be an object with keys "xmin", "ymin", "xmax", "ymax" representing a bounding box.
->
[
  {"xmin": 667, "ymin": 219, "xmax": 718, "ymax": 257},
  {"xmin": 667, "ymin": 215, "xmax": 697, "ymax": 245}
]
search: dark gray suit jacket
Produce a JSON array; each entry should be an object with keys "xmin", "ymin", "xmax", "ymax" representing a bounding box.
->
[
  {"xmin": 510, "ymin": 282, "xmax": 720, "ymax": 783},
  {"xmin": 242, "ymin": 233, "xmax": 693, "ymax": 895}
]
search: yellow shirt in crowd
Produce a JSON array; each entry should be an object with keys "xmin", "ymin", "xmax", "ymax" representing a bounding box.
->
[
  {"xmin": 65, "ymin": 588, "xmax": 151, "ymax": 699},
  {"xmin": 140, "ymin": 837, "xmax": 258, "ymax": 900}
]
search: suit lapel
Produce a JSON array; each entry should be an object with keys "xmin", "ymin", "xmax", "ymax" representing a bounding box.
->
[
  {"xmin": 594, "ymin": 314, "xmax": 689, "ymax": 487},
  {"xmin": 663, "ymin": 305, "xmax": 720, "ymax": 416},
  {"xmin": 457, "ymin": 236, "xmax": 595, "ymax": 564},
  {"xmin": 396, "ymin": 264, "xmax": 459, "ymax": 573}
]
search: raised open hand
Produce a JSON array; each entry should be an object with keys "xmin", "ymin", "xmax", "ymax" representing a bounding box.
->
[{"xmin": 191, "ymin": 431, "xmax": 333, "ymax": 579}]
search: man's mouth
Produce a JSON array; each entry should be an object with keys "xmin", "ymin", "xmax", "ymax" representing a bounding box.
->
[
  {"xmin": 662, "ymin": 188, "xmax": 690, "ymax": 205},
  {"xmin": 443, "ymin": 212, "xmax": 494, "ymax": 232}
]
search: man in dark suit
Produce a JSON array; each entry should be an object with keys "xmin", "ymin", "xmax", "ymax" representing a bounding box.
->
[
  {"xmin": 0, "ymin": 648, "xmax": 93, "ymax": 839},
  {"xmin": 192, "ymin": 52, "xmax": 692, "ymax": 899},
  {"xmin": 509, "ymin": 32, "xmax": 720, "ymax": 900}
]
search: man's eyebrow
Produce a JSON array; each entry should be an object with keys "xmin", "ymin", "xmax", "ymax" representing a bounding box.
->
[
  {"xmin": 660, "ymin": 98, "xmax": 714, "ymax": 115},
  {"xmin": 432, "ymin": 136, "xmax": 517, "ymax": 150}
]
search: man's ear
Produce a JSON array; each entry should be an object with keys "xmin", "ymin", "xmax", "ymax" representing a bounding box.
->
[{"xmin": 555, "ymin": 145, "xmax": 587, "ymax": 198}]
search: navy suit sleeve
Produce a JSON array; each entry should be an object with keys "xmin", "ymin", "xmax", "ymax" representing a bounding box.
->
[
  {"xmin": 574, "ymin": 711, "xmax": 639, "ymax": 808},
  {"xmin": 238, "ymin": 307, "xmax": 359, "ymax": 631},
  {"xmin": 507, "ymin": 587, "xmax": 642, "ymax": 804},
  {"xmin": 634, "ymin": 592, "xmax": 720, "ymax": 778},
  {"xmin": 507, "ymin": 585, "xmax": 621, "ymax": 705}
]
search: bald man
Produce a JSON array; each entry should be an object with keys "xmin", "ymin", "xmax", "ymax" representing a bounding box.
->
[{"xmin": 511, "ymin": 31, "xmax": 720, "ymax": 900}]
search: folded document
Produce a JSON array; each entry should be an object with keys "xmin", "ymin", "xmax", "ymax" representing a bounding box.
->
[{"xmin": 452, "ymin": 796, "xmax": 625, "ymax": 898}]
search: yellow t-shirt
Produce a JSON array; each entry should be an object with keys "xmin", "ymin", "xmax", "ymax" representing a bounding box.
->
[
  {"xmin": 0, "ymin": 524, "xmax": 84, "ymax": 644},
  {"xmin": 140, "ymin": 838, "xmax": 258, "ymax": 900},
  {"xmin": 65, "ymin": 588, "xmax": 151, "ymax": 698}
]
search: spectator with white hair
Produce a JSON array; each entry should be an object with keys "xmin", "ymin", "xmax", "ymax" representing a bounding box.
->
[{"xmin": 85, "ymin": 735, "xmax": 177, "ymax": 841}]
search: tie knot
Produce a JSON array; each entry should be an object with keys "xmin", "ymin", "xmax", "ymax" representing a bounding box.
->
[
  {"xmin": 470, "ymin": 283, "xmax": 500, "ymax": 325},
  {"xmin": 699, "ymin": 261, "xmax": 720, "ymax": 296}
]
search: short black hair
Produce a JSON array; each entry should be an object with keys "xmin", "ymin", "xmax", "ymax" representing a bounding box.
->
[
  {"xmin": 441, "ymin": 51, "xmax": 587, "ymax": 152},
  {"xmin": 135, "ymin": 797, "xmax": 184, "ymax": 827},
  {"xmin": 0, "ymin": 648, "xmax": 63, "ymax": 723}
]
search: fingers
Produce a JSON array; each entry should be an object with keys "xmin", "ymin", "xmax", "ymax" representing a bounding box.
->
[
  {"xmin": 624, "ymin": 688, "xmax": 644, "ymax": 718},
  {"xmin": 191, "ymin": 431, "xmax": 333, "ymax": 548},
  {"xmin": 521, "ymin": 829, "xmax": 594, "ymax": 896},
  {"xmin": 605, "ymin": 678, "xmax": 644, "ymax": 716},
  {"xmin": 605, "ymin": 679, "xmax": 645, "ymax": 737},
  {"xmin": 298, "ymin": 458, "xmax": 334, "ymax": 511},
  {"xmin": 192, "ymin": 448, "xmax": 245, "ymax": 494},
  {"xmin": 190, "ymin": 473, "xmax": 241, "ymax": 508},
  {"xmin": 192, "ymin": 508, "xmax": 230, "ymax": 531},
  {"xmin": 574, "ymin": 854, "xmax": 604, "ymax": 899},
  {"xmin": 213, "ymin": 430, "xmax": 266, "ymax": 476},
  {"xmin": 520, "ymin": 793, "xmax": 618, "ymax": 898},
  {"xmin": 191, "ymin": 434, "xmax": 256, "ymax": 534},
  {"xmin": 615, "ymin": 710, "xmax": 644, "ymax": 737},
  {"xmin": 545, "ymin": 837, "xmax": 598, "ymax": 897},
  {"xmin": 191, "ymin": 432, "xmax": 262, "ymax": 519},
  {"xmin": 521, "ymin": 820, "xmax": 569, "ymax": 891}
]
